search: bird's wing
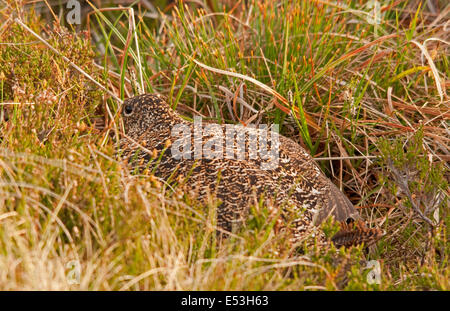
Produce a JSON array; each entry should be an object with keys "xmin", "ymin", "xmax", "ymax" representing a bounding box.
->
[{"xmin": 313, "ymin": 179, "xmax": 360, "ymax": 225}]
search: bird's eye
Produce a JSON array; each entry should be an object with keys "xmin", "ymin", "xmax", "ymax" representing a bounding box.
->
[{"xmin": 123, "ymin": 104, "xmax": 133, "ymax": 116}]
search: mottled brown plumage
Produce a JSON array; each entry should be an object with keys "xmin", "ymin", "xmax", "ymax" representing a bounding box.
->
[
  {"xmin": 120, "ymin": 94, "xmax": 371, "ymax": 245},
  {"xmin": 332, "ymin": 219, "xmax": 384, "ymax": 248}
]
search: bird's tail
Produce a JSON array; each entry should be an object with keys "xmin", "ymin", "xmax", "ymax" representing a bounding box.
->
[
  {"xmin": 314, "ymin": 180, "xmax": 360, "ymax": 225},
  {"xmin": 331, "ymin": 219, "xmax": 384, "ymax": 248}
]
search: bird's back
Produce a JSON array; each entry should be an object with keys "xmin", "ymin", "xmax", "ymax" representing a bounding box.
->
[{"xmin": 121, "ymin": 107, "xmax": 360, "ymax": 235}]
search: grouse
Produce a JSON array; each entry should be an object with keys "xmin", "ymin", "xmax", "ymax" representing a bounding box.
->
[{"xmin": 120, "ymin": 94, "xmax": 380, "ymax": 245}]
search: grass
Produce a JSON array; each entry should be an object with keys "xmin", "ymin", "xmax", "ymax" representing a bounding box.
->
[{"xmin": 0, "ymin": 0, "xmax": 448, "ymax": 290}]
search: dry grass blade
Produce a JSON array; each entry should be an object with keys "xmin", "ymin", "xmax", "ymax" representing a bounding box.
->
[
  {"xmin": 192, "ymin": 58, "xmax": 320, "ymax": 130},
  {"xmin": 191, "ymin": 58, "xmax": 289, "ymax": 105},
  {"xmin": 410, "ymin": 39, "xmax": 447, "ymax": 102}
]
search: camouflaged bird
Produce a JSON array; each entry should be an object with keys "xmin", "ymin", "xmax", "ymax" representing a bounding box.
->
[{"xmin": 120, "ymin": 94, "xmax": 378, "ymax": 245}]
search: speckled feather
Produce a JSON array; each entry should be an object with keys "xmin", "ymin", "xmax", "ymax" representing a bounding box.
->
[
  {"xmin": 332, "ymin": 219, "xmax": 384, "ymax": 248},
  {"xmin": 120, "ymin": 94, "xmax": 362, "ymax": 243}
]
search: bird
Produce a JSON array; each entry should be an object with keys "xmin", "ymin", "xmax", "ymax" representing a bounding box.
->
[{"xmin": 119, "ymin": 93, "xmax": 380, "ymax": 247}]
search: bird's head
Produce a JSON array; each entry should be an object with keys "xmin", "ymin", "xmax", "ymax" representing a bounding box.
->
[{"xmin": 121, "ymin": 93, "xmax": 183, "ymax": 135}]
